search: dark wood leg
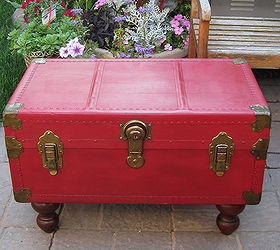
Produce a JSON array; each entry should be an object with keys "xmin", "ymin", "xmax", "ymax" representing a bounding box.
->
[
  {"xmin": 216, "ymin": 205, "xmax": 245, "ymax": 235},
  {"xmin": 31, "ymin": 203, "xmax": 60, "ymax": 233}
]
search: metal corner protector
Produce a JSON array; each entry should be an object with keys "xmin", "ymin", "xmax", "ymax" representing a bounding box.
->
[
  {"xmin": 232, "ymin": 58, "xmax": 248, "ymax": 65},
  {"xmin": 250, "ymin": 105, "xmax": 271, "ymax": 132},
  {"xmin": 250, "ymin": 138, "xmax": 269, "ymax": 160},
  {"xmin": 3, "ymin": 103, "xmax": 24, "ymax": 130},
  {"xmin": 13, "ymin": 188, "xmax": 31, "ymax": 203},
  {"xmin": 243, "ymin": 190, "xmax": 262, "ymax": 205},
  {"xmin": 5, "ymin": 136, "xmax": 24, "ymax": 158}
]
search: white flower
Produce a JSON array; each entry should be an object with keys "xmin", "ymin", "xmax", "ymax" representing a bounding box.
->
[{"xmin": 59, "ymin": 47, "xmax": 69, "ymax": 58}]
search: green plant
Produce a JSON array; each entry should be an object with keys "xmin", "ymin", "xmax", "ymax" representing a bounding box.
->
[
  {"xmin": 73, "ymin": 0, "xmax": 97, "ymax": 12},
  {"xmin": 0, "ymin": 0, "xmax": 26, "ymax": 119},
  {"xmin": 8, "ymin": 16, "xmax": 86, "ymax": 56},
  {"xmin": 170, "ymin": 0, "xmax": 191, "ymax": 19}
]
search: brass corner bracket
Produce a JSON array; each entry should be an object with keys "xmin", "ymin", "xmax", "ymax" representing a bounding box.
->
[
  {"xmin": 232, "ymin": 58, "xmax": 248, "ymax": 64},
  {"xmin": 243, "ymin": 190, "xmax": 262, "ymax": 205},
  {"xmin": 5, "ymin": 136, "xmax": 23, "ymax": 158},
  {"xmin": 13, "ymin": 188, "xmax": 31, "ymax": 203},
  {"xmin": 3, "ymin": 103, "xmax": 24, "ymax": 130},
  {"xmin": 250, "ymin": 105, "xmax": 271, "ymax": 132},
  {"xmin": 251, "ymin": 138, "xmax": 269, "ymax": 160},
  {"xmin": 209, "ymin": 132, "xmax": 235, "ymax": 177},
  {"xmin": 32, "ymin": 58, "xmax": 46, "ymax": 64}
]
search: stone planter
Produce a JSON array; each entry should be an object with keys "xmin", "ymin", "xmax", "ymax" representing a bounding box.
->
[{"xmin": 94, "ymin": 47, "xmax": 188, "ymax": 59}]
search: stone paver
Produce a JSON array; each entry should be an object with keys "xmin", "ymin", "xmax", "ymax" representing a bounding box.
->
[
  {"xmin": 238, "ymin": 232, "xmax": 280, "ymax": 250},
  {"xmin": 239, "ymin": 192, "xmax": 280, "ymax": 232},
  {"xmin": 263, "ymin": 169, "xmax": 274, "ymax": 192},
  {"xmin": 260, "ymin": 85, "xmax": 280, "ymax": 102},
  {"xmin": 172, "ymin": 207, "xmax": 218, "ymax": 232},
  {"xmin": 175, "ymin": 232, "xmax": 239, "ymax": 250},
  {"xmin": 270, "ymin": 169, "xmax": 280, "ymax": 194},
  {"xmin": 269, "ymin": 103, "xmax": 280, "ymax": 121},
  {"xmin": 268, "ymin": 122, "xmax": 280, "ymax": 153},
  {"xmin": 59, "ymin": 203, "xmax": 101, "ymax": 230},
  {"xmin": 266, "ymin": 153, "xmax": 280, "ymax": 169},
  {"xmin": 0, "ymin": 228, "xmax": 52, "ymax": 250},
  {"xmin": 2, "ymin": 199, "xmax": 37, "ymax": 228},
  {"xmin": 0, "ymin": 127, "xmax": 7, "ymax": 163},
  {"xmin": 52, "ymin": 230, "xmax": 113, "ymax": 250},
  {"xmin": 115, "ymin": 231, "xmax": 172, "ymax": 250},
  {"xmin": 101, "ymin": 204, "xmax": 172, "ymax": 232}
]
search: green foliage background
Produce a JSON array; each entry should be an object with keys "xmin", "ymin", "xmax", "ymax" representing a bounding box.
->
[{"xmin": 0, "ymin": 0, "xmax": 26, "ymax": 119}]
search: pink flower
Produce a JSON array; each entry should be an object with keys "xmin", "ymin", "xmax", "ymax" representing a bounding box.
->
[
  {"xmin": 170, "ymin": 19, "xmax": 179, "ymax": 28},
  {"xmin": 160, "ymin": 36, "xmax": 166, "ymax": 43},
  {"xmin": 164, "ymin": 44, "xmax": 172, "ymax": 51},
  {"xmin": 174, "ymin": 26, "xmax": 184, "ymax": 35},
  {"xmin": 182, "ymin": 20, "xmax": 190, "ymax": 27},
  {"xmin": 123, "ymin": 37, "xmax": 129, "ymax": 44},
  {"xmin": 94, "ymin": 0, "xmax": 107, "ymax": 10},
  {"xmin": 174, "ymin": 14, "xmax": 183, "ymax": 20}
]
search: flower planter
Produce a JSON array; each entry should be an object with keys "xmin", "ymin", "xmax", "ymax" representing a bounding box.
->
[
  {"xmin": 24, "ymin": 51, "xmax": 55, "ymax": 67},
  {"xmin": 94, "ymin": 47, "xmax": 188, "ymax": 59}
]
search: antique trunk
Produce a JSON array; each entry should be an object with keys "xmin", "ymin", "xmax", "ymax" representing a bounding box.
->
[{"xmin": 3, "ymin": 58, "xmax": 270, "ymax": 234}]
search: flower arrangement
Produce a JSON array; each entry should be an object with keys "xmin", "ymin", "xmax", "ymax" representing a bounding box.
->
[
  {"xmin": 8, "ymin": 0, "xmax": 190, "ymax": 62},
  {"xmin": 59, "ymin": 0, "xmax": 190, "ymax": 58}
]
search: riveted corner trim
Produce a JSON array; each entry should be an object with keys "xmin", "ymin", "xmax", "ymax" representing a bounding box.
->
[
  {"xmin": 250, "ymin": 105, "xmax": 271, "ymax": 132},
  {"xmin": 243, "ymin": 190, "xmax": 262, "ymax": 205},
  {"xmin": 250, "ymin": 138, "xmax": 269, "ymax": 160},
  {"xmin": 5, "ymin": 136, "xmax": 24, "ymax": 158},
  {"xmin": 232, "ymin": 58, "xmax": 248, "ymax": 64},
  {"xmin": 3, "ymin": 103, "xmax": 24, "ymax": 130},
  {"xmin": 13, "ymin": 188, "xmax": 31, "ymax": 203}
]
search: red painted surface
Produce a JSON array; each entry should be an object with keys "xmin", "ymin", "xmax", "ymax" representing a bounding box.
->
[{"xmin": 5, "ymin": 59, "xmax": 270, "ymax": 204}]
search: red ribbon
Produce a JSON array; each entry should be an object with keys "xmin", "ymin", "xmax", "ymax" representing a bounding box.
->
[{"xmin": 48, "ymin": 3, "xmax": 52, "ymax": 27}]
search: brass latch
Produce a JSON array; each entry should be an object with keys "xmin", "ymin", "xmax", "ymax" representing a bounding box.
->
[
  {"xmin": 120, "ymin": 120, "xmax": 152, "ymax": 169},
  {"xmin": 38, "ymin": 131, "xmax": 63, "ymax": 175},
  {"xmin": 209, "ymin": 132, "xmax": 235, "ymax": 176}
]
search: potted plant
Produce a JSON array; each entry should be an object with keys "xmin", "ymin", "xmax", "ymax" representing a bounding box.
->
[
  {"xmin": 8, "ymin": 0, "xmax": 87, "ymax": 66},
  {"xmin": 59, "ymin": 0, "xmax": 191, "ymax": 59}
]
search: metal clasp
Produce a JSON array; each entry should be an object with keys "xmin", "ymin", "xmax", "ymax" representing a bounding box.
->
[
  {"xmin": 120, "ymin": 120, "xmax": 152, "ymax": 169},
  {"xmin": 209, "ymin": 132, "xmax": 235, "ymax": 176},
  {"xmin": 38, "ymin": 131, "xmax": 63, "ymax": 175}
]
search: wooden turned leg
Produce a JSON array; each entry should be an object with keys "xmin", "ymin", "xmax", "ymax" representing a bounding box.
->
[
  {"xmin": 31, "ymin": 203, "xmax": 60, "ymax": 233},
  {"xmin": 216, "ymin": 205, "xmax": 245, "ymax": 235}
]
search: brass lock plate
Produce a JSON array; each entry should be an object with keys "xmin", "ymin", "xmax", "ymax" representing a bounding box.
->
[
  {"xmin": 120, "ymin": 120, "xmax": 152, "ymax": 169},
  {"xmin": 38, "ymin": 131, "xmax": 63, "ymax": 175},
  {"xmin": 209, "ymin": 132, "xmax": 235, "ymax": 176}
]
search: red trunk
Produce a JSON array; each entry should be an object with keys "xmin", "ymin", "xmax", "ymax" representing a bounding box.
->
[{"xmin": 4, "ymin": 59, "xmax": 270, "ymax": 205}]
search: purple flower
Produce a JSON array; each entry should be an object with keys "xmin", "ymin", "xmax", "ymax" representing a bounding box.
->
[
  {"xmin": 90, "ymin": 54, "xmax": 96, "ymax": 58},
  {"xmin": 120, "ymin": 53, "xmax": 131, "ymax": 58},
  {"xmin": 71, "ymin": 20, "xmax": 79, "ymax": 25},
  {"xmin": 59, "ymin": 47, "xmax": 69, "ymax": 58},
  {"xmin": 134, "ymin": 43, "xmax": 143, "ymax": 53},
  {"xmin": 114, "ymin": 15, "xmax": 126, "ymax": 22},
  {"xmin": 72, "ymin": 8, "xmax": 83, "ymax": 14},
  {"xmin": 69, "ymin": 42, "xmax": 85, "ymax": 57},
  {"xmin": 138, "ymin": 7, "xmax": 151, "ymax": 14}
]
